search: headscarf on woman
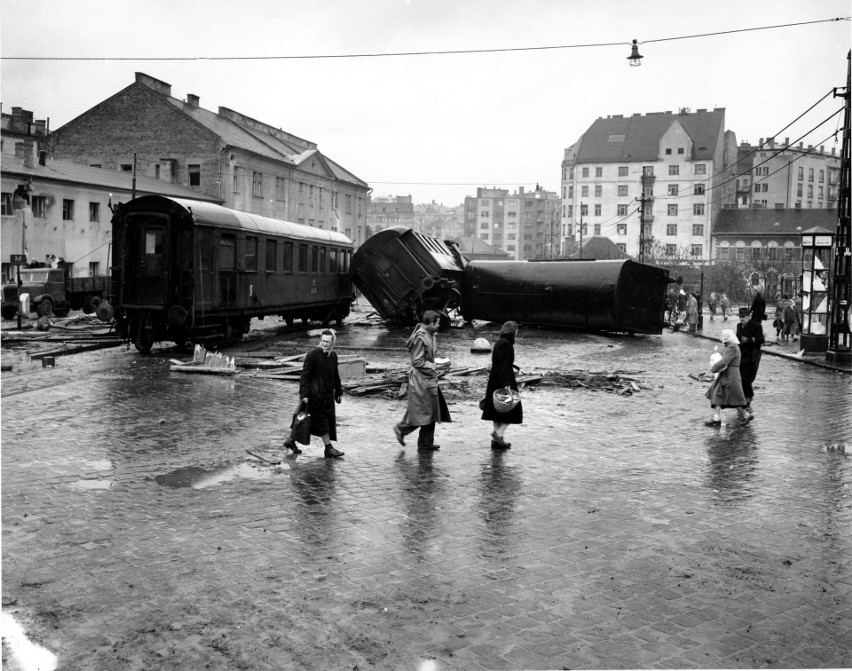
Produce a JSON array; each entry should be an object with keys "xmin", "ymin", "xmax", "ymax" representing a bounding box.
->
[{"xmin": 720, "ymin": 329, "xmax": 739, "ymax": 345}]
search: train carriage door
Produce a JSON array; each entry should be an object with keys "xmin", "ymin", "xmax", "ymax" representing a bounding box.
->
[
  {"xmin": 195, "ymin": 229, "xmax": 213, "ymax": 310},
  {"xmin": 124, "ymin": 213, "xmax": 168, "ymax": 305}
]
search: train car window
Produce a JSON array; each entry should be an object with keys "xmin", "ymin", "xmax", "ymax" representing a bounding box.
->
[
  {"xmin": 298, "ymin": 244, "xmax": 308, "ymax": 272},
  {"xmin": 197, "ymin": 230, "xmax": 212, "ymax": 269},
  {"xmin": 220, "ymin": 235, "xmax": 236, "ymax": 271},
  {"xmin": 311, "ymin": 246, "xmax": 318, "ymax": 273},
  {"xmin": 343, "ymin": 251, "xmax": 350, "ymax": 274},
  {"xmin": 265, "ymin": 240, "xmax": 277, "ymax": 272},
  {"xmin": 329, "ymin": 249, "xmax": 338, "ymax": 273},
  {"xmin": 318, "ymin": 247, "xmax": 326, "ymax": 274},
  {"xmin": 245, "ymin": 236, "xmax": 258, "ymax": 272},
  {"xmin": 282, "ymin": 242, "xmax": 293, "ymax": 272},
  {"xmin": 145, "ymin": 229, "xmax": 163, "ymax": 255}
]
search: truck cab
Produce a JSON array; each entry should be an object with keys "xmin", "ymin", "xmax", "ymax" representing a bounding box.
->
[{"xmin": 1, "ymin": 268, "xmax": 68, "ymax": 319}]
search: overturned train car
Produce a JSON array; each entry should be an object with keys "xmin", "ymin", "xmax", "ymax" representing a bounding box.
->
[
  {"xmin": 109, "ymin": 195, "xmax": 355, "ymax": 352},
  {"xmin": 350, "ymin": 227, "xmax": 670, "ymax": 333},
  {"xmin": 461, "ymin": 259, "xmax": 671, "ymax": 334},
  {"xmin": 349, "ymin": 227, "xmax": 465, "ymax": 326}
]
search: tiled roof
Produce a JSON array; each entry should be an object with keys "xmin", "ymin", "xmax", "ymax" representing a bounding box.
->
[
  {"xmin": 1, "ymin": 154, "xmax": 221, "ymax": 202},
  {"xmin": 713, "ymin": 208, "xmax": 837, "ymax": 236},
  {"xmin": 575, "ymin": 109, "xmax": 725, "ymax": 163}
]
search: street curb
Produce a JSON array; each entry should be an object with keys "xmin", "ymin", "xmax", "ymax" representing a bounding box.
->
[{"xmin": 678, "ymin": 329, "xmax": 851, "ymax": 374}]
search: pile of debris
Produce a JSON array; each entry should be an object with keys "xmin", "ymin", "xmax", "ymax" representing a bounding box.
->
[{"xmin": 541, "ymin": 369, "xmax": 646, "ymax": 395}]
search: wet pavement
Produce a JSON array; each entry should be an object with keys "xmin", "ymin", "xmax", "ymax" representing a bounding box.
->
[{"xmin": 2, "ymin": 305, "xmax": 851, "ymax": 670}]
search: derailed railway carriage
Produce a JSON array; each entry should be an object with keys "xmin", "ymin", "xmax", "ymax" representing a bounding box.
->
[{"xmin": 109, "ymin": 195, "xmax": 354, "ymax": 353}]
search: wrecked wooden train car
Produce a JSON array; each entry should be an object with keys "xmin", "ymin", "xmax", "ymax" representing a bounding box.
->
[
  {"xmin": 461, "ymin": 259, "xmax": 671, "ymax": 334},
  {"xmin": 349, "ymin": 226, "xmax": 466, "ymax": 326},
  {"xmin": 350, "ymin": 227, "xmax": 670, "ymax": 334},
  {"xmin": 108, "ymin": 195, "xmax": 355, "ymax": 352}
]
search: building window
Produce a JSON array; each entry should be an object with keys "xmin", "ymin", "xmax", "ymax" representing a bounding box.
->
[
  {"xmin": 594, "ymin": 204, "xmax": 601, "ymax": 216},
  {"xmin": 666, "ymin": 244, "xmax": 677, "ymax": 256},
  {"xmin": 617, "ymin": 185, "xmax": 628, "ymax": 197},
  {"xmin": 692, "ymin": 224, "xmax": 704, "ymax": 236},
  {"xmin": 736, "ymin": 246, "xmax": 746, "ymax": 261},
  {"xmin": 691, "ymin": 244, "xmax": 703, "ymax": 257},
  {"xmin": 717, "ymin": 246, "xmax": 729, "ymax": 260},
  {"xmin": 693, "ymin": 203, "xmax": 705, "ymax": 215},
  {"xmin": 592, "ymin": 224, "xmax": 600, "ymax": 235},
  {"xmin": 618, "ymin": 166, "xmax": 628, "ymax": 177},
  {"xmin": 252, "ymin": 172, "xmax": 263, "ymax": 197},
  {"xmin": 797, "ymin": 183, "xmax": 803, "ymax": 197},
  {"xmin": 581, "ymin": 167, "xmax": 589, "ymax": 178},
  {"xmin": 31, "ymin": 196, "xmax": 47, "ymax": 218},
  {"xmin": 695, "ymin": 164, "xmax": 706, "ymax": 175},
  {"xmin": 807, "ymin": 185, "xmax": 814, "ymax": 199},
  {"xmin": 346, "ymin": 194, "xmax": 352, "ymax": 213},
  {"xmin": 1, "ymin": 192, "xmax": 11, "ymax": 215},
  {"xmin": 581, "ymin": 186, "xmax": 589, "ymax": 197},
  {"xmin": 121, "ymin": 164, "xmax": 132, "ymax": 173},
  {"xmin": 767, "ymin": 245, "xmax": 778, "ymax": 260},
  {"xmin": 480, "ymin": 211, "xmax": 490, "ymax": 217},
  {"xmin": 595, "ymin": 167, "xmax": 603, "ymax": 178},
  {"xmin": 188, "ymin": 164, "xmax": 201, "ymax": 187},
  {"xmin": 298, "ymin": 182, "xmax": 305, "ymax": 204},
  {"xmin": 668, "ymin": 184, "xmax": 679, "ymax": 196},
  {"xmin": 276, "ymin": 177, "xmax": 286, "ymax": 201},
  {"xmin": 309, "ymin": 184, "xmax": 316, "ymax": 206},
  {"xmin": 668, "ymin": 165, "xmax": 679, "ymax": 176},
  {"xmin": 580, "ymin": 204, "xmax": 588, "ymax": 216},
  {"xmin": 617, "ymin": 204, "xmax": 628, "ymax": 216},
  {"xmin": 594, "ymin": 185, "xmax": 602, "ymax": 198},
  {"xmin": 694, "ymin": 183, "xmax": 705, "ymax": 195},
  {"xmin": 665, "ymin": 148, "xmax": 672, "ymax": 155},
  {"xmin": 89, "ymin": 202, "xmax": 100, "ymax": 222},
  {"xmin": 233, "ymin": 167, "xmax": 242, "ymax": 193},
  {"xmin": 62, "ymin": 199, "xmax": 74, "ymax": 221},
  {"xmin": 667, "ymin": 204, "xmax": 678, "ymax": 216},
  {"xmin": 677, "ymin": 148, "xmax": 684, "ymax": 154},
  {"xmin": 798, "ymin": 167, "xmax": 804, "ymax": 180},
  {"xmin": 667, "ymin": 224, "xmax": 678, "ymax": 236},
  {"xmin": 808, "ymin": 168, "xmax": 814, "ymax": 182},
  {"xmin": 617, "ymin": 223, "xmax": 627, "ymax": 235}
]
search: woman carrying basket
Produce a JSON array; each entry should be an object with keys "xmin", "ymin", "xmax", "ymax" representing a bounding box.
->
[{"xmin": 481, "ymin": 321, "xmax": 523, "ymax": 449}]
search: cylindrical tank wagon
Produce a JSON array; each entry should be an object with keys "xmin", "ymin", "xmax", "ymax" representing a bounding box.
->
[{"xmin": 461, "ymin": 259, "xmax": 670, "ymax": 334}]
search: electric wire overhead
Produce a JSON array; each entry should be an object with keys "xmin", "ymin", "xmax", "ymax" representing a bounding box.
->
[{"xmin": 2, "ymin": 18, "xmax": 847, "ymax": 61}]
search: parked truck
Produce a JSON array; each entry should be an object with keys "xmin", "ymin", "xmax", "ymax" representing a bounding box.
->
[{"xmin": 1, "ymin": 267, "xmax": 109, "ymax": 319}]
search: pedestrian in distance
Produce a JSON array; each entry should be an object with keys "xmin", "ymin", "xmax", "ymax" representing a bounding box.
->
[
  {"xmin": 685, "ymin": 292, "xmax": 699, "ymax": 332},
  {"xmin": 735, "ymin": 306, "xmax": 764, "ymax": 414},
  {"xmin": 480, "ymin": 321, "xmax": 524, "ymax": 449},
  {"xmin": 750, "ymin": 291, "xmax": 766, "ymax": 323},
  {"xmin": 705, "ymin": 328, "xmax": 753, "ymax": 426},
  {"xmin": 781, "ymin": 297, "xmax": 798, "ymax": 342},
  {"xmin": 394, "ymin": 310, "xmax": 451, "ymax": 450},
  {"xmin": 773, "ymin": 293, "xmax": 786, "ymax": 338},
  {"xmin": 719, "ymin": 292, "xmax": 731, "ymax": 320},
  {"xmin": 708, "ymin": 291, "xmax": 718, "ymax": 320},
  {"xmin": 283, "ymin": 329, "xmax": 344, "ymax": 458}
]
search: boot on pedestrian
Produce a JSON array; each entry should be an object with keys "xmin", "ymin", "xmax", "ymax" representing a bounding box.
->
[
  {"xmin": 283, "ymin": 437, "xmax": 302, "ymax": 454},
  {"xmin": 324, "ymin": 443, "xmax": 344, "ymax": 458}
]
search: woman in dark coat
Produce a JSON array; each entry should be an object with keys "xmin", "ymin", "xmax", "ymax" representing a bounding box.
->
[
  {"xmin": 735, "ymin": 307, "xmax": 764, "ymax": 412},
  {"xmin": 481, "ymin": 321, "xmax": 523, "ymax": 449},
  {"xmin": 705, "ymin": 329, "xmax": 752, "ymax": 425},
  {"xmin": 283, "ymin": 329, "xmax": 344, "ymax": 458}
]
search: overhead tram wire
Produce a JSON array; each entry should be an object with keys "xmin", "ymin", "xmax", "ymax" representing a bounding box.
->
[{"xmin": 2, "ymin": 17, "xmax": 847, "ymax": 61}]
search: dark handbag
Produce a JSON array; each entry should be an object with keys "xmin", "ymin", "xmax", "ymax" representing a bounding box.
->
[{"xmin": 290, "ymin": 401, "xmax": 312, "ymax": 445}]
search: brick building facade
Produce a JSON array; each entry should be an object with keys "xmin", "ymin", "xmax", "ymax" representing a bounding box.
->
[{"xmin": 48, "ymin": 73, "xmax": 371, "ymax": 246}]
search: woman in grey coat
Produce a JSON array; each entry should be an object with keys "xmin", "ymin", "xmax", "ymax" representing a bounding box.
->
[
  {"xmin": 705, "ymin": 329, "xmax": 753, "ymax": 425},
  {"xmin": 394, "ymin": 310, "xmax": 451, "ymax": 450}
]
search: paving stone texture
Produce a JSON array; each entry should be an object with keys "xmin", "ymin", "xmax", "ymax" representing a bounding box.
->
[{"xmin": 2, "ymin": 310, "xmax": 851, "ymax": 670}]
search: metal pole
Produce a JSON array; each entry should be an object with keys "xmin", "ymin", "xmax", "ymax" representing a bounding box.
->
[
  {"xmin": 827, "ymin": 50, "xmax": 851, "ymax": 363},
  {"xmin": 639, "ymin": 192, "xmax": 646, "ymax": 263},
  {"xmin": 579, "ymin": 205, "xmax": 584, "ymax": 259},
  {"xmin": 131, "ymin": 152, "xmax": 137, "ymax": 200}
]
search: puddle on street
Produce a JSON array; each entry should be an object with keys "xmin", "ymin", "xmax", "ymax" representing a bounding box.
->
[
  {"xmin": 74, "ymin": 479, "xmax": 113, "ymax": 490},
  {"xmin": 155, "ymin": 463, "xmax": 271, "ymax": 489}
]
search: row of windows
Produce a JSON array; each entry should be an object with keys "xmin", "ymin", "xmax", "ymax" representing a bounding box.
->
[
  {"xmin": 206, "ymin": 233, "xmax": 351, "ymax": 275},
  {"xmin": 567, "ymin": 164, "xmax": 707, "ymax": 180},
  {"xmin": 569, "ymin": 182, "xmax": 706, "ymax": 199},
  {"xmin": 717, "ymin": 246, "xmax": 797, "ymax": 261},
  {"xmin": 230, "ymin": 169, "xmax": 362, "ymax": 215},
  {"xmin": 570, "ymin": 203, "xmax": 706, "ymax": 217},
  {"xmin": 1, "ymin": 193, "xmax": 103, "ymax": 222}
]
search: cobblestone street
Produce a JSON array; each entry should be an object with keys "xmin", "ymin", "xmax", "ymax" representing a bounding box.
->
[{"xmin": 2, "ymin": 310, "xmax": 851, "ymax": 670}]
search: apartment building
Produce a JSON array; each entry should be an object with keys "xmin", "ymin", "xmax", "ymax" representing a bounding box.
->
[
  {"xmin": 728, "ymin": 138, "xmax": 840, "ymax": 210},
  {"xmin": 561, "ymin": 108, "xmax": 738, "ymax": 261},
  {"xmin": 366, "ymin": 195, "xmax": 415, "ymax": 236},
  {"xmin": 463, "ymin": 184, "xmax": 560, "ymax": 260}
]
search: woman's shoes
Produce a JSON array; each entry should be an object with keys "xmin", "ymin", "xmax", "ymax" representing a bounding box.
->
[
  {"xmin": 324, "ymin": 444, "xmax": 344, "ymax": 458},
  {"xmin": 491, "ymin": 439, "xmax": 510, "ymax": 450},
  {"xmin": 393, "ymin": 424, "xmax": 405, "ymax": 446},
  {"xmin": 491, "ymin": 431, "xmax": 511, "ymax": 448},
  {"xmin": 284, "ymin": 438, "xmax": 302, "ymax": 454}
]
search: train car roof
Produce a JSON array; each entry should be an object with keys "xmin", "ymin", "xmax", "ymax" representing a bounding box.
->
[{"xmin": 125, "ymin": 195, "xmax": 353, "ymax": 246}]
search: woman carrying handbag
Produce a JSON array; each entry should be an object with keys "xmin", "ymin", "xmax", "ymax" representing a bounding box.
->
[{"xmin": 480, "ymin": 321, "xmax": 523, "ymax": 449}]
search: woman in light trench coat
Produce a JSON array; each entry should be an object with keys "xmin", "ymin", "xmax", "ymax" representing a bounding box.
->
[
  {"xmin": 394, "ymin": 310, "xmax": 451, "ymax": 450},
  {"xmin": 705, "ymin": 329, "xmax": 753, "ymax": 425}
]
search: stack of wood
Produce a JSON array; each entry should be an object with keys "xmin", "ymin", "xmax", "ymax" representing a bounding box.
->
[{"xmin": 541, "ymin": 369, "xmax": 645, "ymax": 395}]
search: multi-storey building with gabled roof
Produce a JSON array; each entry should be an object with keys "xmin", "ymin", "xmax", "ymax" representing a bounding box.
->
[
  {"xmin": 48, "ymin": 73, "xmax": 371, "ymax": 246},
  {"xmin": 561, "ymin": 108, "xmax": 738, "ymax": 261}
]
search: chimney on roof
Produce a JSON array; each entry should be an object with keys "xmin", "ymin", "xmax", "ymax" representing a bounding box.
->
[
  {"xmin": 20, "ymin": 138, "xmax": 35, "ymax": 168},
  {"xmin": 768, "ymin": 137, "xmax": 775, "ymax": 149},
  {"xmin": 799, "ymin": 142, "xmax": 804, "ymax": 149},
  {"xmin": 759, "ymin": 138, "xmax": 764, "ymax": 146},
  {"xmin": 820, "ymin": 145, "xmax": 824, "ymax": 154},
  {"xmin": 519, "ymin": 186, "xmax": 525, "ymax": 195},
  {"xmin": 784, "ymin": 137, "xmax": 789, "ymax": 146},
  {"xmin": 135, "ymin": 72, "xmax": 172, "ymax": 97},
  {"xmin": 34, "ymin": 120, "xmax": 46, "ymax": 136},
  {"xmin": 186, "ymin": 94, "xmax": 200, "ymax": 107}
]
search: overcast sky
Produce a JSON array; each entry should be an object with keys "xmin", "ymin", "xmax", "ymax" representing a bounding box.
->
[{"xmin": 1, "ymin": 0, "xmax": 849, "ymax": 206}]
